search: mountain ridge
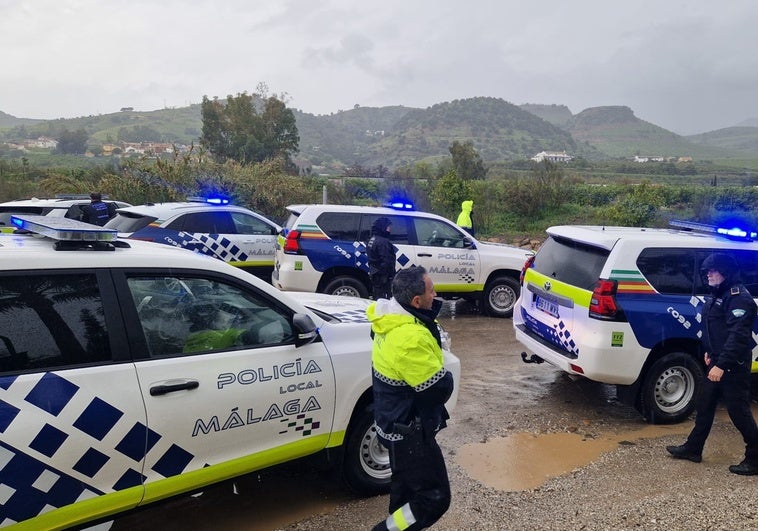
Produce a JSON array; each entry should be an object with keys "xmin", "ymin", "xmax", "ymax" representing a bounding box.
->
[{"xmin": 2, "ymin": 98, "xmax": 756, "ymax": 167}]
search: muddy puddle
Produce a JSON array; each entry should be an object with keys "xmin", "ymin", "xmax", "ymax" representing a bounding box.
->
[{"xmin": 457, "ymin": 422, "xmax": 694, "ymax": 491}]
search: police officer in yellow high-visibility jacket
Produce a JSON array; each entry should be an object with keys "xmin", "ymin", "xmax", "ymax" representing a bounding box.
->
[
  {"xmin": 456, "ymin": 199, "xmax": 474, "ymax": 236},
  {"xmin": 367, "ymin": 266, "xmax": 454, "ymax": 531}
]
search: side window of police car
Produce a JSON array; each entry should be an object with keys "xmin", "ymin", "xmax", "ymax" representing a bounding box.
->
[
  {"xmin": 636, "ymin": 248, "xmax": 698, "ymax": 295},
  {"xmin": 316, "ymin": 212, "xmax": 361, "ymax": 241},
  {"xmin": 127, "ymin": 276, "xmax": 294, "ymax": 358},
  {"xmin": 0, "ymin": 273, "xmax": 111, "ymax": 372},
  {"xmin": 167, "ymin": 211, "xmax": 236, "ymax": 234},
  {"xmin": 414, "ymin": 218, "xmax": 467, "ymax": 248},
  {"xmin": 230, "ymin": 212, "xmax": 276, "ymax": 235},
  {"xmin": 358, "ymin": 215, "xmax": 409, "ymax": 244}
]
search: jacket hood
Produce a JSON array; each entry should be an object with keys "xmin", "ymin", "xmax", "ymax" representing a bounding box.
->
[
  {"xmin": 367, "ymin": 298, "xmax": 415, "ymax": 335},
  {"xmin": 460, "ymin": 200, "xmax": 473, "ymax": 213},
  {"xmin": 371, "ymin": 216, "xmax": 392, "ymax": 235},
  {"xmin": 701, "ymin": 252, "xmax": 740, "ymax": 287}
]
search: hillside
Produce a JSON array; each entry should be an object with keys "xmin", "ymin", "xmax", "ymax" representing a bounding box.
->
[
  {"xmin": 294, "ymin": 105, "xmax": 413, "ymax": 168},
  {"xmin": 1, "ymin": 99, "xmax": 754, "ymax": 168},
  {"xmin": 0, "ymin": 110, "xmax": 43, "ymax": 129},
  {"xmin": 565, "ymin": 106, "xmax": 734, "ymax": 159},
  {"xmin": 519, "ymin": 103, "xmax": 574, "ymax": 128},
  {"xmin": 685, "ymin": 126, "xmax": 758, "ymax": 157},
  {"xmin": 345, "ymin": 97, "xmax": 601, "ymax": 167}
]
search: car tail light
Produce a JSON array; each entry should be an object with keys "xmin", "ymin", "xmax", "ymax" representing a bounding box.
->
[
  {"xmin": 520, "ymin": 255, "xmax": 535, "ymax": 285},
  {"xmin": 283, "ymin": 230, "xmax": 301, "ymax": 254},
  {"xmin": 589, "ymin": 279, "xmax": 625, "ymax": 321}
]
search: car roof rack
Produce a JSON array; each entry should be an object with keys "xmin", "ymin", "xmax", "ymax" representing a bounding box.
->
[
  {"xmin": 669, "ymin": 219, "xmax": 757, "ymax": 241},
  {"xmin": 9, "ymin": 215, "xmax": 130, "ymax": 251}
]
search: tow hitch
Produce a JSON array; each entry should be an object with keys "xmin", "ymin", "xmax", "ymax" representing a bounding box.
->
[{"xmin": 521, "ymin": 352, "xmax": 544, "ymax": 364}]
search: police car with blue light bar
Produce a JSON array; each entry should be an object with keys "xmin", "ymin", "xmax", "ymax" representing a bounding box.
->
[
  {"xmin": 0, "ymin": 216, "xmax": 460, "ymax": 529},
  {"xmin": 514, "ymin": 220, "xmax": 758, "ymax": 424},
  {"xmin": 273, "ymin": 203, "xmax": 534, "ymax": 317},
  {"xmin": 105, "ymin": 197, "xmax": 281, "ymax": 282},
  {"xmin": 0, "ymin": 195, "xmax": 132, "ymax": 233}
]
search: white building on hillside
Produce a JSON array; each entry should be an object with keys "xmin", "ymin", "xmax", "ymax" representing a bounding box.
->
[{"xmin": 531, "ymin": 151, "xmax": 573, "ymax": 163}]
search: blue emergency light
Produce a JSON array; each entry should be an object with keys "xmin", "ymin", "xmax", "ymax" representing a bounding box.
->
[
  {"xmin": 10, "ymin": 215, "xmax": 117, "ymax": 241},
  {"xmin": 386, "ymin": 200, "xmax": 415, "ymax": 211},
  {"xmin": 670, "ymin": 219, "xmax": 757, "ymax": 241},
  {"xmin": 188, "ymin": 195, "xmax": 230, "ymax": 205}
]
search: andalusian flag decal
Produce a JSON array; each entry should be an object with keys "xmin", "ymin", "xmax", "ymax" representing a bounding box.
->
[{"xmin": 610, "ymin": 269, "xmax": 656, "ymax": 294}]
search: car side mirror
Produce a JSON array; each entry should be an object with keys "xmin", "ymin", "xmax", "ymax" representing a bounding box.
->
[
  {"xmin": 463, "ymin": 237, "xmax": 476, "ymax": 249},
  {"xmin": 293, "ymin": 313, "xmax": 320, "ymax": 347}
]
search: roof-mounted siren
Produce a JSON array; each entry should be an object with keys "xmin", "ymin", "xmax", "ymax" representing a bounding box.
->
[
  {"xmin": 187, "ymin": 195, "xmax": 230, "ymax": 205},
  {"xmin": 385, "ymin": 200, "xmax": 415, "ymax": 211},
  {"xmin": 11, "ymin": 215, "xmax": 118, "ymax": 243},
  {"xmin": 670, "ymin": 219, "xmax": 757, "ymax": 242}
]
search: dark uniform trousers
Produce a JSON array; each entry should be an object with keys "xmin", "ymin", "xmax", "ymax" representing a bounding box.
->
[
  {"xmin": 686, "ymin": 370, "xmax": 758, "ymax": 463},
  {"xmin": 371, "ymin": 275, "xmax": 393, "ymax": 301},
  {"xmin": 373, "ymin": 432, "xmax": 450, "ymax": 531}
]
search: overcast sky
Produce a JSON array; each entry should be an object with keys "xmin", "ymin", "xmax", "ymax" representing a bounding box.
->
[{"xmin": 2, "ymin": 0, "xmax": 757, "ymax": 135}]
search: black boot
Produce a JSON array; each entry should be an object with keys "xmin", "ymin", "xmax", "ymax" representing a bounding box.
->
[
  {"xmin": 729, "ymin": 459, "xmax": 758, "ymax": 475},
  {"xmin": 666, "ymin": 444, "xmax": 702, "ymax": 463}
]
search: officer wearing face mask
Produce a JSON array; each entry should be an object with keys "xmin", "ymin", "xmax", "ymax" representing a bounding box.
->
[
  {"xmin": 367, "ymin": 266, "xmax": 453, "ymax": 531},
  {"xmin": 667, "ymin": 253, "xmax": 758, "ymax": 475}
]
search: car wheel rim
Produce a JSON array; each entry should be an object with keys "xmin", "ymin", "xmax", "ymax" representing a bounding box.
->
[
  {"xmin": 489, "ymin": 285, "xmax": 516, "ymax": 312},
  {"xmin": 359, "ymin": 423, "xmax": 391, "ymax": 479},
  {"xmin": 332, "ymin": 285, "xmax": 360, "ymax": 297},
  {"xmin": 653, "ymin": 365, "xmax": 695, "ymax": 414}
]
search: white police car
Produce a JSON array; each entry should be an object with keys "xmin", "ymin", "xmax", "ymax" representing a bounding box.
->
[
  {"xmin": 105, "ymin": 198, "xmax": 281, "ymax": 282},
  {"xmin": 273, "ymin": 203, "xmax": 534, "ymax": 317},
  {"xmin": 0, "ymin": 195, "xmax": 132, "ymax": 233},
  {"xmin": 0, "ymin": 215, "xmax": 460, "ymax": 529},
  {"xmin": 514, "ymin": 220, "xmax": 758, "ymax": 423}
]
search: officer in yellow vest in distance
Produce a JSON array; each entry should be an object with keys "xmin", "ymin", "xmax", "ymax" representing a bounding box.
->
[{"xmin": 456, "ymin": 200, "xmax": 474, "ymax": 237}]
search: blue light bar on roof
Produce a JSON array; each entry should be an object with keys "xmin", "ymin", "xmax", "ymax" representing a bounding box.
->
[
  {"xmin": 670, "ymin": 219, "xmax": 756, "ymax": 241},
  {"xmin": 386, "ymin": 201, "xmax": 414, "ymax": 211},
  {"xmin": 187, "ymin": 196, "xmax": 230, "ymax": 205},
  {"xmin": 717, "ymin": 226, "xmax": 758, "ymax": 240},
  {"xmin": 10, "ymin": 215, "xmax": 117, "ymax": 241},
  {"xmin": 669, "ymin": 219, "xmax": 717, "ymax": 233}
]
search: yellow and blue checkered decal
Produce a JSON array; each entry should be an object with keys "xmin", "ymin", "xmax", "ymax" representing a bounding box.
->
[{"xmin": 0, "ymin": 372, "xmax": 194, "ymax": 526}]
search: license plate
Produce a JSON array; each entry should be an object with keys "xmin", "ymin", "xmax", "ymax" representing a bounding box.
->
[{"xmin": 535, "ymin": 295, "xmax": 559, "ymax": 318}]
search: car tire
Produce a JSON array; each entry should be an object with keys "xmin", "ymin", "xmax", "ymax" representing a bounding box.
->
[
  {"xmin": 342, "ymin": 405, "xmax": 391, "ymax": 496},
  {"xmin": 483, "ymin": 276, "xmax": 519, "ymax": 318},
  {"xmin": 638, "ymin": 352, "xmax": 703, "ymax": 424},
  {"xmin": 323, "ymin": 276, "xmax": 369, "ymax": 298}
]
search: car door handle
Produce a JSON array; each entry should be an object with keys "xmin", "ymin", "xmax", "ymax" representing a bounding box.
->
[
  {"xmin": 150, "ymin": 380, "xmax": 200, "ymax": 396},
  {"xmin": 418, "ymin": 253, "xmax": 433, "ymax": 257}
]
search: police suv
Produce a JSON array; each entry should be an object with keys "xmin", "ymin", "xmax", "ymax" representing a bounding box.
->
[
  {"xmin": 105, "ymin": 198, "xmax": 281, "ymax": 282},
  {"xmin": 514, "ymin": 221, "xmax": 758, "ymax": 424},
  {"xmin": 0, "ymin": 216, "xmax": 460, "ymax": 529},
  {"xmin": 0, "ymin": 195, "xmax": 132, "ymax": 233},
  {"xmin": 273, "ymin": 203, "xmax": 534, "ymax": 317}
]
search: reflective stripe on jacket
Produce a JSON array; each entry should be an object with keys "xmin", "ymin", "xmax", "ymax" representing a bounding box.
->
[{"xmin": 367, "ymin": 299, "xmax": 452, "ymax": 440}]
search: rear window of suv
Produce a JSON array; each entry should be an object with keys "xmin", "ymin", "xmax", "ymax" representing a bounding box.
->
[{"xmin": 532, "ymin": 236, "xmax": 609, "ymax": 290}]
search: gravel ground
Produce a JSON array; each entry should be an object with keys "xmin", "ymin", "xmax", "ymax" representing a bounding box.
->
[{"xmin": 281, "ymin": 308, "xmax": 758, "ymax": 531}]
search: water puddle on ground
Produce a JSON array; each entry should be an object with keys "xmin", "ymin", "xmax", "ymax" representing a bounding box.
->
[{"xmin": 457, "ymin": 423, "xmax": 693, "ymax": 492}]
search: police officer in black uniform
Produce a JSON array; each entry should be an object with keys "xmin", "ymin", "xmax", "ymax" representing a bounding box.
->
[
  {"xmin": 666, "ymin": 253, "xmax": 758, "ymax": 475},
  {"xmin": 81, "ymin": 192, "xmax": 116, "ymax": 226},
  {"xmin": 367, "ymin": 217, "xmax": 396, "ymax": 300}
]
